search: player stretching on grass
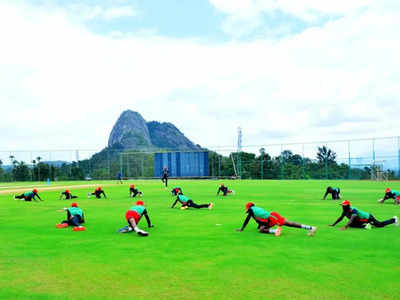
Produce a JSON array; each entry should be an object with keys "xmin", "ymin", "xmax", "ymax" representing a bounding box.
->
[
  {"xmin": 236, "ymin": 202, "xmax": 317, "ymax": 236},
  {"xmin": 88, "ymin": 187, "xmax": 107, "ymax": 199},
  {"xmin": 378, "ymin": 188, "xmax": 400, "ymax": 205},
  {"xmin": 14, "ymin": 189, "xmax": 43, "ymax": 202},
  {"xmin": 118, "ymin": 200, "xmax": 153, "ymax": 236},
  {"xmin": 171, "ymin": 186, "xmax": 183, "ymax": 196},
  {"xmin": 56, "ymin": 202, "xmax": 85, "ymax": 231},
  {"xmin": 129, "ymin": 184, "xmax": 143, "ymax": 198},
  {"xmin": 217, "ymin": 183, "xmax": 234, "ymax": 196},
  {"xmin": 330, "ymin": 200, "xmax": 398, "ymax": 230},
  {"xmin": 171, "ymin": 193, "xmax": 213, "ymax": 210},
  {"xmin": 59, "ymin": 189, "xmax": 78, "ymax": 200},
  {"xmin": 322, "ymin": 186, "xmax": 341, "ymax": 200},
  {"xmin": 161, "ymin": 166, "xmax": 169, "ymax": 188}
]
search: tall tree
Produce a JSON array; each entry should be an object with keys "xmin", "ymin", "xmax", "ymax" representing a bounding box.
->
[{"xmin": 317, "ymin": 146, "xmax": 337, "ymax": 164}]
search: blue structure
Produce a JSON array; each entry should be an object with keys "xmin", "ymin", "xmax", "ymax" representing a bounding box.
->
[{"xmin": 154, "ymin": 152, "xmax": 209, "ymax": 177}]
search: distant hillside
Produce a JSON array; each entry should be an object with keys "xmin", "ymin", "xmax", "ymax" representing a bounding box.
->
[{"xmin": 108, "ymin": 110, "xmax": 201, "ymax": 151}]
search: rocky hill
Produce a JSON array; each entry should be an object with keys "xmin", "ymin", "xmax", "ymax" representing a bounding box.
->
[{"xmin": 108, "ymin": 110, "xmax": 201, "ymax": 151}]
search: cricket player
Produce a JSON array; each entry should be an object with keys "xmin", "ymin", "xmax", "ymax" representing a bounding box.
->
[
  {"xmin": 59, "ymin": 189, "xmax": 78, "ymax": 200},
  {"xmin": 322, "ymin": 186, "xmax": 341, "ymax": 200},
  {"xmin": 118, "ymin": 200, "xmax": 154, "ymax": 236},
  {"xmin": 14, "ymin": 189, "xmax": 43, "ymax": 202},
  {"xmin": 378, "ymin": 188, "xmax": 400, "ymax": 205},
  {"xmin": 161, "ymin": 166, "xmax": 169, "ymax": 188},
  {"xmin": 330, "ymin": 200, "xmax": 398, "ymax": 230},
  {"xmin": 217, "ymin": 183, "xmax": 234, "ymax": 196},
  {"xmin": 171, "ymin": 193, "xmax": 213, "ymax": 210},
  {"xmin": 56, "ymin": 202, "xmax": 85, "ymax": 230},
  {"xmin": 236, "ymin": 202, "xmax": 317, "ymax": 237},
  {"xmin": 88, "ymin": 187, "xmax": 107, "ymax": 199},
  {"xmin": 129, "ymin": 184, "xmax": 143, "ymax": 198}
]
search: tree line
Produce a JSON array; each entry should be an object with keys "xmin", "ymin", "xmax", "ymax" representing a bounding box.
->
[{"xmin": 0, "ymin": 145, "xmax": 396, "ymax": 181}]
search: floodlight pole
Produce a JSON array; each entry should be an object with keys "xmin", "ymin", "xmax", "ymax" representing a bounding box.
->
[
  {"xmin": 119, "ymin": 153, "xmax": 123, "ymax": 179},
  {"xmin": 301, "ymin": 144, "xmax": 305, "ymax": 179},
  {"xmin": 348, "ymin": 140, "xmax": 351, "ymax": 179},
  {"xmin": 372, "ymin": 138, "xmax": 376, "ymax": 166},
  {"xmin": 280, "ymin": 144, "xmax": 284, "ymax": 180},
  {"xmin": 398, "ymin": 136, "xmax": 400, "ymax": 178},
  {"xmin": 259, "ymin": 148, "xmax": 265, "ymax": 180},
  {"xmin": 237, "ymin": 127, "xmax": 242, "ymax": 179}
]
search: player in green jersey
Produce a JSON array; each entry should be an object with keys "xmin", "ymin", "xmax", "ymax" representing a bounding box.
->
[
  {"xmin": 56, "ymin": 202, "xmax": 85, "ymax": 230},
  {"xmin": 330, "ymin": 200, "xmax": 398, "ymax": 230},
  {"xmin": 14, "ymin": 189, "xmax": 43, "ymax": 202},
  {"xmin": 236, "ymin": 202, "xmax": 317, "ymax": 237},
  {"xmin": 171, "ymin": 193, "xmax": 213, "ymax": 210},
  {"xmin": 322, "ymin": 186, "xmax": 341, "ymax": 200},
  {"xmin": 378, "ymin": 188, "xmax": 400, "ymax": 204},
  {"xmin": 118, "ymin": 200, "xmax": 154, "ymax": 236}
]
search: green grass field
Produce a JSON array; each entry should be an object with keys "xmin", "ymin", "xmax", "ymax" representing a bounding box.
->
[{"xmin": 1, "ymin": 180, "xmax": 400, "ymax": 300}]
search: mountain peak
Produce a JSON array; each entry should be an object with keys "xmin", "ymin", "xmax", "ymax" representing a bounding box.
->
[{"xmin": 108, "ymin": 111, "xmax": 201, "ymax": 151}]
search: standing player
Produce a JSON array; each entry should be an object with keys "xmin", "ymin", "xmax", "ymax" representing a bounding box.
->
[
  {"xmin": 88, "ymin": 187, "xmax": 107, "ymax": 199},
  {"xmin": 56, "ymin": 202, "xmax": 85, "ymax": 230},
  {"xmin": 14, "ymin": 189, "xmax": 43, "ymax": 202},
  {"xmin": 236, "ymin": 202, "xmax": 317, "ymax": 236},
  {"xmin": 330, "ymin": 200, "xmax": 398, "ymax": 230},
  {"xmin": 118, "ymin": 200, "xmax": 154, "ymax": 236},
  {"xmin": 378, "ymin": 188, "xmax": 400, "ymax": 205},
  {"xmin": 129, "ymin": 184, "xmax": 143, "ymax": 198},
  {"xmin": 322, "ymin": 186, "xmax": 341, "ymax": 200},
  {"xmin": 161, "ymin": 166, "xmax": 169, "ymax": 188},
  {"xmin": 171, "ymin": 186, "xmax": 183, "ymax": 196},
  {"xmin": 171, "ymin": 193, "xmax": 213, "ymax": 210},
  {"xmin": 117, "ymin": 172, "xmax": 123, "ymax": 184},
  {"xmin": 59, "ymin": 189, "xmax": 78, "ymax": 200},
  {"xmin": 217, "ymin": 183, "xmax": 234, "ymax": 196}
]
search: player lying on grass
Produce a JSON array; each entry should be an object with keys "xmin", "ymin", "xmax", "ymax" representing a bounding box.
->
[
  {"xmin": 129, "ymin": 184, "xmax": 143, "ymax": 198},
  {"xmin": 59, "ymin": 189, "xmax": 78, "ymax": 200},
  {"xmin": 118, "ymin": 200, "xmax": 153, "ymax": 236},
  {"xmin": 236, "ymin": 202, "xmax": 317, "ymax": 236},
  {"xmin": 56, "ymin": 202, "xmax": 85, "ymax": 230},
  {"xmin": 171, "ymin": 186, "xmax": 183, "ymax": 196},
  {"xmin": 171, "ymin": 193, "xmax": 213, "ymax": 210},
  {"xmin": 378, "ymin": 188, "xmax": 400, "ymax": 205},
  {"xmin": 88, "ymin": 187, "xmax": 106, "ymax": 199},
  {"xmin": 217, "ymin": 183, "xmax": 234, "ymax": 196},
  {"xmin": 330, "ymin": 200, "xmax": 398, "ymax": 230},
  {"xmin": 322, "ymin": 186, "xmax": 341, "ymax": 200},
  {"xmin": 14, "ymin": 189, "xmax": 43, "ymax": 202}
]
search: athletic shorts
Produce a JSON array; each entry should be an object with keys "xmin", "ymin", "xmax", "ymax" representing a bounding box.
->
[
  {"xmin": 255, "ymin": 212, "xmax": 285, "ymax": 227},
  {"xmin": 125, "ymin": 210, "xmax": 140, "ymax": 224},
  {"xmin": 268, "ymin": 212, "xmax": 286, "ymax": 226}
]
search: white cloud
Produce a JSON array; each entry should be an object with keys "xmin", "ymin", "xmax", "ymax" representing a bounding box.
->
[
  {"xmin": 0, "ymin": 1, "xmax": 400, "ymax": 161},
  {"xmin": 209, "ymin": 0, "xmax": 375, "ymax": 37}
]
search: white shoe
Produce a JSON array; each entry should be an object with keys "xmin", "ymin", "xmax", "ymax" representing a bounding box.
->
[
  {"xmin": 394, "ymin": 216, "xmax": 398, "ymax": 227},
  {"xmin": 231, "ymin": 190, "xmax": 235, "ymax": 195},
  {"xmin": 308, "ymin": 226, "xmax": 317, "ymax": 236},
  {"xmin": 365, "ymin": 223, "xmax": 372, "ymax": 230},
  {"xmin": 208, "ymin": 203, "xmax": 214, "ymax": 210},
  {"xmin": 378, "ymin": 198, "xmax": 384, "ymax": 203}
]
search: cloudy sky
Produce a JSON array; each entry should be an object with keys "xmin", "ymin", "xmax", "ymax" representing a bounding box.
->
[{"xmin": 1, "ymin": 0, "xmax": 400, "ymax": 161}]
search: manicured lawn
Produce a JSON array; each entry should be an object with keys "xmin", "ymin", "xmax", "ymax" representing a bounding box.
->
[{"xmin": 1, "ymin": 180, "xmax": 399, "ymax": 299}]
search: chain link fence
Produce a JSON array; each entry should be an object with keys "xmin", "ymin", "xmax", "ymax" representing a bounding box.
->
[{"xmin": 0, "ymin": 136, "xmax": 399, "ymax": 182}]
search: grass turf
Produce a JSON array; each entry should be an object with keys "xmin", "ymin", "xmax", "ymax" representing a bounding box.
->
[{"xmin": 1, "ymin": 180, "xmax": 400, "ymax": 300}]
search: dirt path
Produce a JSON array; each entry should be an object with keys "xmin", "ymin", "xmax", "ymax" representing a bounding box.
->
[{"xmin": 0, "ymin": 183, "xmax": 122, "ymax": 195}]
